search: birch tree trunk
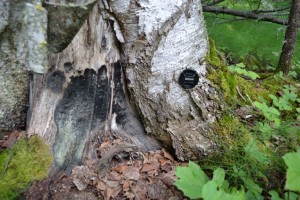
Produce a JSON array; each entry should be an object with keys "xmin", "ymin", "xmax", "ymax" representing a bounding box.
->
[{"xmin": 27, "ymin": 0, "xmax": 220, "ymax": 172}]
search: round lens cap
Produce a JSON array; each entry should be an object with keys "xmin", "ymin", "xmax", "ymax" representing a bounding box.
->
[{"xmin": 178, "ymin": 69, "xmax": 199, "ymax": 89}]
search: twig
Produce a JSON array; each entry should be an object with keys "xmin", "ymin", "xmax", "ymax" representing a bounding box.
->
[
  {"xmin": 246, "ymin": 94, "xmax": 255, "ymax": 107},
  {"xmin": 236, "ymin": 86, "xmax": 247, "ymax": 102}
]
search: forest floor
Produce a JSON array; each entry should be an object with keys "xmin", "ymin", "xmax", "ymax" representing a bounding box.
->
[{"xmin": 1, "ymin": 133, "xmax": 186, "ymax": 200}]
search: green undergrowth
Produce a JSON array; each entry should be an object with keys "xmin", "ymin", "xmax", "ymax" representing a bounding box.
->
[
  {"xmin": 206, "ymin": 39, "xmax": 296, "ymax": 107},
  {"xmin": 0, "ymin": 135, "xmax": 53, "ymax": 200},
  {"xmin": 195, "ymin": 39, "xmax": 300, "ymax": 199}
]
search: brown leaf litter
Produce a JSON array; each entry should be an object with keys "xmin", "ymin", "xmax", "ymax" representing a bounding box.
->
[{"xmin": 24, "ymin": 140, "xmax": 187, "ymax": 200}]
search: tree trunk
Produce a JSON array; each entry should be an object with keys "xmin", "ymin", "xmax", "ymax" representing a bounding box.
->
[
  {"xmin": 277, "ymin": 0, "xmax": 300, "ymax": 75},
  {"xmin": 27, "ymin": 0, "xmax": 220, "ymax": 172}
]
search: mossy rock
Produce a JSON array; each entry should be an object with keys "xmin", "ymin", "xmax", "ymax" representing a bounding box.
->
[{"xmin": 0, "ymin": 135, "xmax": 53, "ymax": 199}]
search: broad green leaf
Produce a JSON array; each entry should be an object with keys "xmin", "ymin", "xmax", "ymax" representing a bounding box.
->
[
  {"xmin": 175, "ymin": 161, "xmax": 208, "ymax": 199},
  {"xmin": 283, "ymin": 152, "xmax": 300, "ymax": 192},
  {"xmin": 254, "ymin": 101, "xmax": 267, "ymax": 111},
  {"xmin": 283, "ymin": 89, "xmax": 298, "ymax": 102},
  {"xmin": 236, "ymin": 63, "xmax": 246, "ymax": 68},
  {"xmin": 284, "ymin": 192, "xmax": 300, "ymax": 200},
  {"xmin": 213, "ymin": 168, "xmax": 225, "ymax": 186},
  {"xmin": 246, "ymin": 190, "xmax": 264, "ymax": 200},
  {"xmin": 269, "ymin": 191, "xmax": 283, "ymax": 200},
  {"xmin": 247, "ymin": 71, "xmax": 260, "ymax": 80},
  {"xmin": 270, "ymin": 95, "xmax": 292, "ymax": 111},
  {"xmin": 202, "ymin": 180, "xmax": 246, "ymax": 200},
  {"xmin": 258, "ymin": 96, "xmax": 267, "ymax": 103}
]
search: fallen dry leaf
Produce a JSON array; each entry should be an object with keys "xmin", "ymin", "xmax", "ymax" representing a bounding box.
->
[
  {"xmin": 105, "ymin": 180, "xmax": 120, "ymax": 188},
  {"xmin": 124, "ymin": 191, "xmax": 135, "ymax": 199},
  {"xmin": 113, "ymin": 164, "xmax": 128, "ymax": 173},
  {"xmin": 141, "ymin": 159, "xmax": 160, "ymax": 173},
  {"xmin": 122, "ymin": 180, "xmax": 130, "ymax": 191},
  {"xmin": 106, "ymin": 185, "xmax": 122, "ymax": 199},
  {"xmin": 96, "ymin": 181, "xmax": 106, "ymax": 191},
  {"xmin": 123, "ymin": 166, "xmax": 140, "ymax": 180}
]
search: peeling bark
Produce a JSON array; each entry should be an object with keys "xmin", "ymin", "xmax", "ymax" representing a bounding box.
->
[
  {"xmin": 27, "ymin": 0, "xmax": 221, "ymax": 171},
  {"xmin": 27, "ymin": 5, "xmax": 161, "ymax": 171},
  {"xmin": 108, "ymin": 0, "xmax": 220, "ymax": 160}
]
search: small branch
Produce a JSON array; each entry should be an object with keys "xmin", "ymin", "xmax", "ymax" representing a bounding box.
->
[
  {"xmin": 236, "ymin": 86, "xmax": 247, "ymax": 102},
  {"xmin": 203, "ymin": 5, "xmax": 288, "ymax": 25},
  {"xmin": 253, "ymin": 6, "xmax": 290, "ymax": 14},
  {"xmin": 204, "ymin": 0, "xmax": 226, "ymax": 6}
]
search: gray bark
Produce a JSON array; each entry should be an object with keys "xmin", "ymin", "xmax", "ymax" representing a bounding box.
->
[
  {"xmin": 0, "ymin": 0, "xmax": 95, "ymax": 135},
  {"xmin": 0, "ymin": 1, "xmax": 30, "ymax": 134},
  {"xmin": 17, "ymin": 0, "xmax": 219, "ymax": 171}
]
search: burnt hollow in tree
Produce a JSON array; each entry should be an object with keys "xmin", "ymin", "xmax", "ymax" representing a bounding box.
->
[{"xmin": 52, "ymin": 62, "xmax": 161, "ymax": 171}]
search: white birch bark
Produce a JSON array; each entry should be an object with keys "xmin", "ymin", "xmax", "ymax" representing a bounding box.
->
[
  {"xmin": 26, "ymin": 0, "xmax": 220, "ymax": 170},
  {"xmin": 108, "ymin": 0, "xmax": 220, "ymax": 160}
]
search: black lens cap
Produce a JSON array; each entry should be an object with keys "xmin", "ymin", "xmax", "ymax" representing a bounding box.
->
[{"xmin": 178, "ymin": 69, "xmax": 199, "ymax": 89}]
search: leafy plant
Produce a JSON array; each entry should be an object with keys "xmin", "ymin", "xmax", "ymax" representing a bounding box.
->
[
  {"xmin": 269, "ymin": 191, "xmax": 283, "ymax": 200},
  {"xmin": 269, "ymin": 94, "xmax": 292, "ymax": 111},
  {"xmin": 229, "ymin": 63, "xmax": 260, "ymax": 80},
  {"xmin": 175, "ymin": 161, "xmax": 245, "ymax": 200},
  {"xmin": 253, "ymin": 101, "xmax": 281, "ymax": 125},
  {"xmin": 283, "ymin": 152, "xmax": 300, "ymax": 192},
  {"xmin": 175, "ymin": 161, "xmax": 208, "ymax": 199},
  {"xmin": 202, "ymin": 168, "xmax": 246, "ymax": 200},
  {"xmin": 244, "ymin": 139, "xmax": 269, "ymax": 166}
]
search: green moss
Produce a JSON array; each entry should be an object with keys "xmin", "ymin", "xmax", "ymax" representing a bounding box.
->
[
  {"xmin": 207, "ymin": 39, "xmax": 242, "ymax": 106},
  {"xmin": 203, "ymin": 114, "xmax": 280, "ymax": 191},
  {"xmin": 0, "ymin": 135, "xmax": 53, "ymax": 199},
  {"xmin": 206, "ymin": 39, "xmax": 291, "ymax": 107},
  {"xmin": 212, "ymin": 115, "xmax": 252, "ymax": 151},
  {"xmin": 207, "ymin": 38, "xmax": 226, "ymax": 67}
]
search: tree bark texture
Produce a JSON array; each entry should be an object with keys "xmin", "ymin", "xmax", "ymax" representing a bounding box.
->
[
  {"xmin": 0, "ymin": 1, "xmax": 30, "ymax": 134},
  {"xmin": 0, "ymin": 0, "xmax": 93, "ymax": 135},
  {"xmin": 277, "ymin": 0, "xmax": 300, "ymax": 75},
  {"xmin": 27, "ymin": 0, "xmax": 220, "ymax": 171}
]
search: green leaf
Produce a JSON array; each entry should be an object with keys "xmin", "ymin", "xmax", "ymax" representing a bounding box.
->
[
  {"xmin": 269, "ymin": 95, "xmax": 279, "ymax": 107},
  {"xmin": 283, "ymin": 89, "xmax": 298, "ymax": 102},
  {"xmin": 283, "ymin": 152, "xmax": 300, "ymax": 192},
  {"xmin": 236, "ymin": 63, "xmax": 246, "ymax": 68},
  {"xmin": 202, "ymin": 180, "xmax": 246, "ymax": 200},
  {"xmin": 235, "ymin": 168, "xmax": 263, "ymax": 198},
  {"xmin": 284, "ymin": 192, "xmax": 300, "ymax": 200},
  {"xmin": 244, "ymin": 139, "xmax": 269, "ymax": 165},
  {"xmin": 213, "ymin": 168, "xmax": 225, "ymax": 186},
  {"xmin": 255, "ymin": 122, "xmax": 273, "ymax": 134},
  {"xmin": 269, "ymin": 191, "xmax": 283, "ymax": 200},
  {"xmin": 175, "ymin": 161, "xmax": 208, "ymax": 199},
  {"xmin": 247, "ymin": 71, "xmax": 260, "ymax": 80}
]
